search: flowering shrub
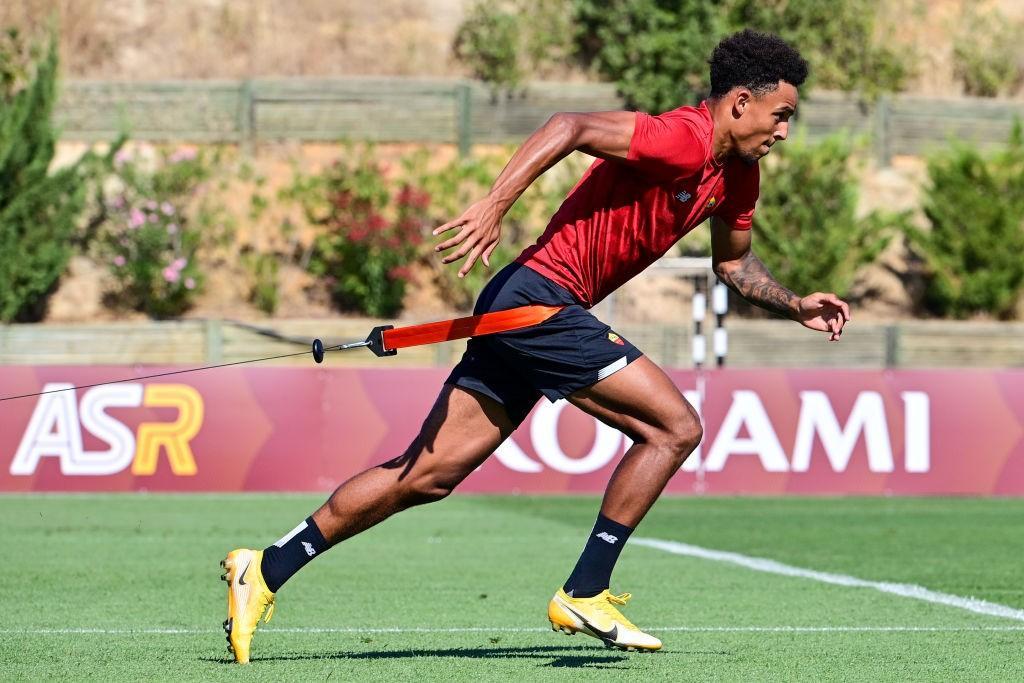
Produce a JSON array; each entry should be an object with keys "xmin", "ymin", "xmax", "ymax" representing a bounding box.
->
[
  {"xmin": 287, "ymin": 145, "xmax": 586, "ymax": 315},
  {"xmin": 98, "ymin": 146, "xmax": 207, "ymax": 318},
  {"xmin": 295, "ymin": 147, "xmax": 429, "ymax": 317}
]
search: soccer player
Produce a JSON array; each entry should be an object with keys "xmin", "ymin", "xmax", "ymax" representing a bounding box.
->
[{"xmin": 221, "ymin": 29, "xmax": 850, "ymax": 662}]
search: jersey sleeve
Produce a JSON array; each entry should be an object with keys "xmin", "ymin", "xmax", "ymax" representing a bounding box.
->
[
  {"xmin": 717, "ymin": 162, "xmax": 760, "ymax": 231},
  {"xmin": 626, "ymin": 111, "xmax": 708, "ymax": 182}
]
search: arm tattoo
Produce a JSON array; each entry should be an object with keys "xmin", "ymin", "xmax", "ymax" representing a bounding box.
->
[{"xmin": 716, "ymin": 250, "xmax": 799, "ymax": 319}]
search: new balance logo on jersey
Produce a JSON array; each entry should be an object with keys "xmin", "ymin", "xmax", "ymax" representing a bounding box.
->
[
  {"xmin": 302, "ymin": 541, "xmax": 317, "ymax": 557},
  {"xmin": 674, "ymin": 190, "xmax": 692, "ymax": 203},
  {"xmin": 596, "ymin": 532, "xmax": 619, "ymax": 544}
]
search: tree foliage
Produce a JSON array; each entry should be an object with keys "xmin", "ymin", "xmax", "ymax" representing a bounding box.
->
[
  {"xmin": 725, "ymin": 0, "xmax": 912, "ymax": 101},
  {"xmin": 572, "ymin": 0, "xmax": 723, "ymax": 112},
  {"xmin": 453, "ymin": 0, "xmax": 573, "ymax": 93},
  {"xmin": 0, "ymin": 30, "xmax": 108, "ymax": 322},
  {"xmin": 454, "ymin": 0, "xmax": 917, "ymax": 112},
  {"xmin": 453, "ymin": 1, "xmax": 523, "ymax": 90},
  {"xmin": 952, "ymin": 7, "xmax": 1024, "ymax": 98},
  {"xmin": 752, "ymin": 133, "xmax": 895, "ymax": 299},
  {"xmin": 909, "ymin": 125, "xmax": 1024, "ymax": 319}
]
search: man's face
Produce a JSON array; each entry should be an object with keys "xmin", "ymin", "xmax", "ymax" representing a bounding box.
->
[{"xmin": 730, "ymin": 81, "xmax": 798, "ymax": 165}]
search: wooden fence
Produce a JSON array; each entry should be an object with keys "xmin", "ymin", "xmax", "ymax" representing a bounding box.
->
[
  {"xmin": 1, "ymin": 318, "xmax": 1020, "ymax": 369},
  {"xmin": 55, "ymin": 78, "xmax": 1024, "ymax": 164}
]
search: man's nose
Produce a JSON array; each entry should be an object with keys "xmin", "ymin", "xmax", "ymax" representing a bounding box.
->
[{"xmin": 774, "ymin": 122, "xmax": 789, "ymax": 141}]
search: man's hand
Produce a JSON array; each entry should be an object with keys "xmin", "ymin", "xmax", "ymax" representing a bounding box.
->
[
  {"xmin": 796, "ymin": 292, "xmax": 851, "ymax": 342},
  {"xmin": 433, "ymin": 198, "xmax": 504, "ymax": 278}
]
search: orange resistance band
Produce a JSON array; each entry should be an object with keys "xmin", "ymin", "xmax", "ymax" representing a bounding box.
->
[{"xmin": 381, "ymin": 304, "xmax": 564, "ymax": 352}]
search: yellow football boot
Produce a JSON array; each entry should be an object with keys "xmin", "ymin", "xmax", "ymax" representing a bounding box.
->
[
  {"xmin": 220, "ymin": 549, "xmax": 276, "ymax": 664},
  {"xmin": 548, "ymin": 588, "xmax": 662, "ymax": 652}
]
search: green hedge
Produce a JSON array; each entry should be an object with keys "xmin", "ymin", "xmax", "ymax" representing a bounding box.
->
[
  {"xmin": 910, "ymin": 125, "xmax": 1024, "ymax": 319},
  {"xmin": 0, "ymin": 32, "xmax": 107, "ymax": 322},
  {"xmin": 753, "ymin": 133, "xmax": 896, "ymax": 298}
]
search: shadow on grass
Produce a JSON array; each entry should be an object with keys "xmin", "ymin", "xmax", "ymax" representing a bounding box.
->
[{"xmin": 204, "ymin": 644, "xmax": 682, "ymax": 669}]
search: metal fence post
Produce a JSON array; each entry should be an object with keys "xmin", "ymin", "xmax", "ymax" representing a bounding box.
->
[
  {"xmin": 239, "ymin": 79, "xmax": 255, "ymax": 155},
  {"xmin": 455, "ymin": 83, "xmax": 473, "ymax": 157},
  {"xmin": 884, "ymin": 324, "xmax": 901, "ymax": 368},
  {"xmin": 874, "ymin": 95, "xmax": 892, "ymax": 167},
  {"xmin": 205, "ymin": 319, "xmax": 224, "ymax": 363}
]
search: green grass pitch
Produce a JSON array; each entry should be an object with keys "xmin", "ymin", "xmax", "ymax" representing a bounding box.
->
[{"xmin": 1, "ymin": 494, "xmax": 1022, "ymax": 681}]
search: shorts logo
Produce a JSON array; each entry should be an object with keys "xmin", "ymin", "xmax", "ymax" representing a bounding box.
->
[
  {"xmin": 674, "ymin": 190, "xmax": 692, "ymax": 203},
  {"xmin": 706, "ymin": 197, "xmax": 717, "ymax": 209},
  {"xmin": 607, "ymin": 332, "xmax": 624, "ymax": 346}
]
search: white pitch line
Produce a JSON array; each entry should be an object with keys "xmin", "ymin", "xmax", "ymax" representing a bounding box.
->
[
  {"xmin": 634, "ymin": 537, "xmax": 1024, "ymax": 623},
  {"xmin": 1, "ymin": 626, "xmax": 1023, "ymax": 636}
]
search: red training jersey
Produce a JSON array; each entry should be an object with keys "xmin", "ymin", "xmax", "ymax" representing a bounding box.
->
[{"xmin": 516, "ymin": 101, "xmax": 759, "ymax": 308}]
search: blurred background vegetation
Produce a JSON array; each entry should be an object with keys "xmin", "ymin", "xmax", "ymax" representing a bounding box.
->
[{"xmin": 1, "ymin": 0, "xmax": 1023, "ymax": 324}]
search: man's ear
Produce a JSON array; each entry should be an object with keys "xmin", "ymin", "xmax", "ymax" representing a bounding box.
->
[{"xmin": 732, "ymin": 88, "xmax": 752, "ymax": 119}]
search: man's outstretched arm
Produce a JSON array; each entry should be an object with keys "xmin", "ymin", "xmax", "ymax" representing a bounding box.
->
[
  {"xmin": 434, "ymin": 111, "xmax": 637, "ymax": 277},
  {"xmin": 710, "ymin": 217, "xmax": 850, "ymax": 341}
]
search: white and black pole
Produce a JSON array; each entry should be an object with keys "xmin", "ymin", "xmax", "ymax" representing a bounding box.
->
[
  {"xmin": 712, "ymin": 281, "xmax": 728, "ymax": 368},
  {"xmin": 691, "ymin": 276, "xmax": 707, "ymax": 369},
  {"xmin": 691, "ymin": 275, "xmax": 728, "ymax": 369}
]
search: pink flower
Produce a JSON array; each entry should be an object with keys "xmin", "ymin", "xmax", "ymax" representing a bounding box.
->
[
  {"xmin": 172, "ymin": 258, "xmax": 187, "ymax": 270},
  {"xmin": 114, "ymin": 148, "xmax": 132, "ymax": 168},
  {"xmin": 129, "ymin": 208, "xmax": 146, "ymax": 229},
  {"xmin": 161, "ymin": 202, "xmax": 175, "ymax": 216},
  {"xmin": 167, "ymin": 223, "xmax": 179, "ymax": 235},
  {"xmin": 184, "ymin": 277, "xmax": 196, "ymax": 290},
  {"xmin": 145, "ymin": 200, "xmax": 157, "ymax": 211},
  {"xmin": 162, "ymin": 267, "xmax": 180, "ymax": 283},
  {"xmin": 169, "ymin": 147, "xmax": 198, "ymax": 163},
  {"xmin": 113, "ymin": 255, "xmax": 126, "ymax": 267},
  {"xmin": 109, "ymin": 195, "xmax": 125, "ymax": 210}
]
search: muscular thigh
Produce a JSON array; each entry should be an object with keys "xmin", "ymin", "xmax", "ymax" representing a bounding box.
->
[
  {"xmin": 382, "ymin": 384, "xmax": 517, "ymax": 484},
  {"xmin": 566, "ymin": 356, "xmax": 699, "ymax": 442}
]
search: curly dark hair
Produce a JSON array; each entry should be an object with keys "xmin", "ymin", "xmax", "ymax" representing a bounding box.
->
[{"xmin": 709, "ymin": 29, "xmax": 808, "ymax": 98}]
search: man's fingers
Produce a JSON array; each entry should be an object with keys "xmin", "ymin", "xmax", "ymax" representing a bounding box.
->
[
  {"xmin": 831, "ymin": 314, "xmax": 845, "ymax": 342},
  {"xmin": 481, "ymin": 242, "xmax": 498, "ymax": 268},
  {"xmin": 458, "ymin": 244, "xmax": 485, "ymax": 278},
  {"xmin": 442, "ymin": 237, "xmax": 479, "ymax": 264},
  {"xmin": 433, "ymin": 218, "xmax": 466, "ymax": 236},
  {"xmin": 435, "ymin": 227, "xmax": 470, "ymax": 254},
  {"xmin": 818, "ymin": 292, "xmax": 851, "ymax": 321},
  {"xmin": 828, "ymin": 295, "xmax": 851, "ymax": 322}
]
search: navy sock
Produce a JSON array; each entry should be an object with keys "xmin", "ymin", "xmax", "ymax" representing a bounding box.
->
[
  {"xmin": 563, "ymin": 513, "xmax": 634, "ymax": 598},
  {"xmin": 260, "ymin": 516, "xmax": 329, "ymax": 593}
]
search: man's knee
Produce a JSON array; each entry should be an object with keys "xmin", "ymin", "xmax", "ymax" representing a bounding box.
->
[{"xmin": 654, "ymin": 409, "xmax": 703, "ymax": 465}]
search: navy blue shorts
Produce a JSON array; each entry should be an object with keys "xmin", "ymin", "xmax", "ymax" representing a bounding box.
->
[{"xmin": 446, "ymin": 263, "xmax": 643, "ymax": 425}]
